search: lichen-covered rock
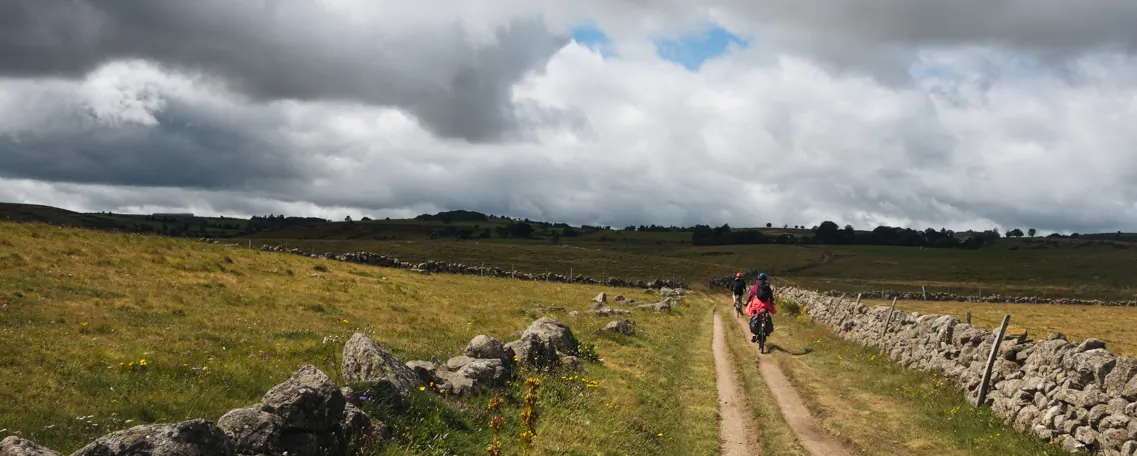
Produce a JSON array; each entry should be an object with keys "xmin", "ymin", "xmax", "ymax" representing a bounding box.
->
[
  {"xmin": 217, "ymin": 407, "xmax": 283, "ymax": 455},
  {"xmin": 71, "ymin": 419, "xmax": 233, "ymax": 456},
  {"xmin": 602, "ymin": 319, "xmax": 636, "ymax": 336},
  {"xmin": 504, "ymin": 332, "xmax": 558, "ymax": 367},
  {"xmin": 404, "ymin": 360, "xmax": 438, "ymax": 385},
  {"xmin": 0, "ymin": 437, "xmax": 63, "ymax": 456},
  {"xmin": 637, "ymin": 301, "xmax": 671, "ymax": 312},
  {"xmin": 521, "ymin": 317, "xmax": 579, "ymax": 355},
  {"xmin": 218, "ymin": 365, "xmax": 375, "ymax": 456},
  {"xmin": 590, "ymin": 306, "xmax": 631, "ymax": 317},
  {"xmin": 464, "ymin": 335, "xmax": 507, "ymax": 361},
  {"xmin": 446, "ymin": 355, "xmax": 473, "ymax": 370},
  {"xmin": 260, "ymin": 365, "xmax": 346, "ymax": 433},
  {"xmin": 341, "ymin": 333, "xmax": 421, "ymax": 397}
]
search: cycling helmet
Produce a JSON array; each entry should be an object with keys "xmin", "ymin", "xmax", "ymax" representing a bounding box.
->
[
  {"xmin": 736, "ymin": 272, "xmax": 743, "ymax": 278},
  {"xmin": 757, "ymin": 273, "xmax": 768, "ymax": 281}
]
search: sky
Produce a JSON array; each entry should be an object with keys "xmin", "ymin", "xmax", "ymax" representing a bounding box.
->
[{"xmin": 2, "ymin": 0, "xmax": 1137, "ymax": 234}]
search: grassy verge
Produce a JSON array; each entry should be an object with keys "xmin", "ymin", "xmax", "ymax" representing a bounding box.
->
[
  {"xmin": 719, "ymin": 307, "xmax": 809, "ymax": 455},
  {"xmin": 763, "ymin": 298, "xmax": 1068, "ymax": 456},
  {"xmin": 0, "ymin": 222, "xmax": 718, "ymax": 455},
  {"xmin": 866, "ymin": 299, "xmax": 1137, "ymax": 357}
]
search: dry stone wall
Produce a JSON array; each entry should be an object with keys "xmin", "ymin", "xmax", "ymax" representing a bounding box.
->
[
  {"xmin": 786, "ymin": 287, "xmax": 1137, "ymax": 455},
  {"xmin": 817, "ymin": 289, "xmax": 1137, "ymax": 308},
  {"xmin": 204, "ymin": 240, "xmax": 689, "ymax": 290}
]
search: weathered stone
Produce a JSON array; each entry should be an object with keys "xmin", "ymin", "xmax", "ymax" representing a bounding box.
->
[
  {"xmin": 342, "ymin": 402, "xmax": 373, "ymax": 445},
  {"xmin": 1013, "ymin": 405, "xmax": 1040, "ymax": 432},
  {"xmin": 520, "ymin": 317, "xmax": 579, "ymax": 355},
  {"xmin": 1121, "ymin": 440, "xmax": 1136, "ymax": 456},
  {"xmin": 1043, "ymin": 404, "xmax": 1065, "ymax": 426},
  {"xmin": 1099, "ymin": 428, "xmax": 1130, "ymax": 451},
  {"xmin": 602, "ymin": 319, "xmax": 636, "ymax": 336},
  {"xmin": 0, "ymin": 437, "xmax": 63, "ymax": 456},
  {"xmin": 72, "ymin": 419, "xmax": 233, "ymax": 456},
  {"xmin": 217, "ymin": 407, "xmax": 284, "ymax": 455},
  {"xmin": 1080, "ymin": 338, "xmax": 1108, "ymax": 352},
  {"xmin": 1107, "ymin": 359, "xmax": 1137, "ymax": 397},
  {"xmin": 446, "ymin": 356, "xmax": 474, "ymax": 371},
  {"xmin": 594, "ymin": 293, "xmax": 607, "ymax": 304},
  {"xmin": 465, "ymin": 335, "xmax": 507, "ymax": 361},
  {"xmin": 260, "ymin": 365, "xmax": 345, "ymax": 433},
  {"xmin": 590, "ymin": 306, "xmax": 631, "ymax": 317},
  {"xmin": 404, "ymin": 360, "xmax": 438, "ymax": 385},
  {"xmin": 1102, "ymin": 414, "xmax": 1131, "ymax": 430},
  {"xmin": 637, "ymin": 301, "xmax": 671, "ymax": 312},
  {"xmin": 457, "ymin": 359, "xmax": 508, "ymax": 387},
  {"xmin": 1076, "ymin": 426, "xmax": 1100, "ymax": 445},
  {"xmin": 341, "ymin": 333, "xmax": 421, "ymax": 398},
  {"xmin": 504, "ymin": 332, "xmax": 558, "ymax": 367},
  {"xmin": 559, "ymin": 354, "xmax": 583, "ymax": 372},
  {"xmin": 1056, "ymin": 433, "xmax": 1086, "ymax": 452}
]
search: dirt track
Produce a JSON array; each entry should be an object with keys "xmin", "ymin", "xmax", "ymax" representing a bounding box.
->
[
  {"xmin": 715, "ymin": 301, "xmax": 850, "ymax": 456},
  {"xmin": 712, "ymin": 310, "xmax": 760, "ymax": 455}
]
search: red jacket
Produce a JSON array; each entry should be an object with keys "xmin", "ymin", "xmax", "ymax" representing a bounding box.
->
[{"xmin": 747, "ymin": 295, "xmax": 776, "ymax": 317}]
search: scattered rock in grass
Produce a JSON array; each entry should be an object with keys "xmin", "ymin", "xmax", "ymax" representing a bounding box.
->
[{"xmin": 602, "ymin": 319, "xmax": 636, "ymax": 336}]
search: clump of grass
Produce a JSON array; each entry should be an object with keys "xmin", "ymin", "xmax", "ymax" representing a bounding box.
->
[
  {"xmin": 314, "ymin": 264, "xmax": 329, "ymax": 273},
  {"xmin": 576, "ymin": 342, "xmax": 601, "ymax": 362}
]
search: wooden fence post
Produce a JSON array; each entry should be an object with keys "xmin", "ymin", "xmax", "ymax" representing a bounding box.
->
[
  {"xmin": 879, "ymin": 297, "xmax": 898, "ymax": 343},
  {"xmin": 976, "ymin": 314, "xmax": 1012, "ymax": 408},
  {"xmin": 856, "ymin": 293, "xmax": 862, "ymax": 305},
  {"xmin": 922, "ymin": 286, "xmax": 927, "ymax": 300},
  {"xmin": 966, "ymin": 312, "xmax": 971, "ymax": 324}
]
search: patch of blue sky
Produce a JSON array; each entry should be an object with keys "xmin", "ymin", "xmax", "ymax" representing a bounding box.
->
[
  {"xmin": 655, "ymin": 25, "xmax": 750, "ymax": 71},
  {"xmin": 570, "ymin": 24, "xmax": 616, "ymax": 58}
]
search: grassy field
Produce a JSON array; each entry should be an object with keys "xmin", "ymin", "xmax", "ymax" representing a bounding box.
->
[
  {"xmin": 243, "ymin": 238, "xmax": 825, "ymax": 284},
  {"xmin": 871, "ymin": 299, "xmax": 1137, "ymax": 357},
  {"xmin": 0, "ymin": 222, "xmax": 720, "ymax": 455},
  {"xmin": 8, "ymin": 202, "xmax": 1137, "ymax": 302},
  {"xmin": 766, "ymin": 240, "xmax": 1137, "ymax": 301},
  {"xmin": 746, "ymin": 298, "xmax": 1067, "ymax": 456}
]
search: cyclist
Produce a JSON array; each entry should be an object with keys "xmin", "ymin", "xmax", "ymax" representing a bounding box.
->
[
  {"xmin": 730, "ymin": 272, "xmax": 747, "ymax": 317},
  {"xmin": 746, "ymin": 273, "xmax": 777, "ymax": 352}
]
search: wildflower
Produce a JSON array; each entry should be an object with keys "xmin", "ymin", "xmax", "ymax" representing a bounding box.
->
[
  {"xmin": 81, "ymin": 322, "xmax": 88, "ymax": 326},
  {"xmin": 418, "ymin": 386, "xmax": 426, "ymax": 391},
  {"xmin": 342, "ymin": 319, "xmax": 348, "ymax": 324}
]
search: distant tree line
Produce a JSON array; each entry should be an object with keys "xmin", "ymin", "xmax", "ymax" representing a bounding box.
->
[{"xmin": 691, "ymin": 221, "xmax": 1005, "ymax": 249}]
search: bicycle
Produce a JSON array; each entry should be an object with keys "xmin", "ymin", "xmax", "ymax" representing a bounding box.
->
[
  {"xmin": 750, "ymin": 310, "xmax": 770, "ymax": 354},
  {"xmin": 732, "ymin": 294, "xmax": 744, "ymax": 318}
]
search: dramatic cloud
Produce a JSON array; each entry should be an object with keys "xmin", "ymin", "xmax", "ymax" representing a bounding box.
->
[{"xmin": 1, "ymin": 0, "xmax": 1136, "ymax": 233}]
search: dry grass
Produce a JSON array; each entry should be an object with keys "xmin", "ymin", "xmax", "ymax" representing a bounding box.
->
[
  {"xmin": 0, "ymin": 222, "xmax": 719, "ymax": 455},
  {"xmin": 758, "ymin": 298, "xmax": 1065, "ymax": 456},
  {"xmin": 868, "ymin": 298, "xmax": 1137, "ymax": 357}
]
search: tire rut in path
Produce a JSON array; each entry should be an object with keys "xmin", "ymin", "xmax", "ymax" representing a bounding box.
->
[
  {"xmin": 727, "ymin": 303, "xmax": 850, "ymax": 456},
  {"xmin": 712, "ymin": 310, "xmax": 760, "ymax": 455}
]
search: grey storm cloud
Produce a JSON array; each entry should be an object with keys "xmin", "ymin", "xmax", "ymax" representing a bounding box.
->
[
  {"xmin": 0, "ymin": 0, "xmax": 568, "ymax": 142},
  {"xmin": 0, "ymin": 91, "xmax": 314, "ymax": 191},
  {"xmin": 597, "ymin": 0, "xmax": 1137, "ymax": 82}
]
